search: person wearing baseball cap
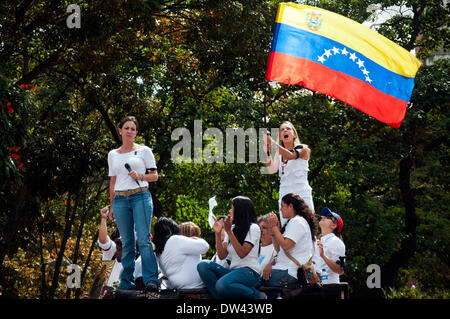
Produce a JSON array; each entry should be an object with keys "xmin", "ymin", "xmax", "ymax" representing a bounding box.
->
[{"xmin": 312, "ymin": 207, "xmax": 346, "ymax": 284}]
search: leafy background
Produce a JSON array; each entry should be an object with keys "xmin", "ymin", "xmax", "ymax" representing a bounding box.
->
[{"xmin": 0, "ymin": 0, "xmax": 448, "ymax": 298}]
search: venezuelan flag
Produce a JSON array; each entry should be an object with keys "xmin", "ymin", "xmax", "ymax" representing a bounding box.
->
[{"xmin": 266, "ymin": 3, "xmax": 422, "ymax": 128}]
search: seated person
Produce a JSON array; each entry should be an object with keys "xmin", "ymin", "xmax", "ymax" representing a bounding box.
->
[
  {"xmin": 257, "ymin": 214, "xmax": 276, "ymax": 280},
  {"xmin": 312, "ymin": 207, "xmax": 345, "ymax": 284},
  {"xmin": 261, "ymin": 194, "xmax": 317, "ymax": 290},
  {"xmin": 197, "ymin": 196, "xmax": 263, "ymax": 299},
  {"xmin": 98, "ymin": 206, "xmax": 123, "ymax": 288},
  {"xmin": 153, "ymin": 217, "xmax": 209, "ymax": 289}
]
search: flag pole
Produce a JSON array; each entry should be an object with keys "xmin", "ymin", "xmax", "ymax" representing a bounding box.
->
[{"xmin": 263, "ymin": 82, "xmax": 270, "ymax": 156}]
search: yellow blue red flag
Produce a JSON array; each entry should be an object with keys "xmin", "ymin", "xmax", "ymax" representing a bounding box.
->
[{"xmin": 266, "ymin": 3, "xmax": 422, "ymax": 128}]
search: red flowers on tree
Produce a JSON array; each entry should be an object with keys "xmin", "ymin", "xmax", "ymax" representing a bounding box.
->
[
  {"xmin": 1, "ymin": 101, "xmax": 14, "ymax": 114},
  {"xmin": 19, "ymin": 83, "xmax": 36, "ymax": 90},
  {"xmin": 8, "ymin": 147, "xmax": 24, "ymax": 169}
]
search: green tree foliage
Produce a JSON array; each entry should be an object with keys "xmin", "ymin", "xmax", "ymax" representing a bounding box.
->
[{"xmin": 0, "ymin": 0, "xmax": 448, "ymax": 298}]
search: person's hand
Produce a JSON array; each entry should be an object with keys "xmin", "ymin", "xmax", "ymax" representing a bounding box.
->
[
  {"xmin": 318, "ymin": 240, "xmax": 324, "ymax": 257},
  {"xmin": 212, "ymin": 216, "xmax": 224, "ymax": 234},
  {"xmin": 263, "ymin": 134, "xmax": 270, "ymax": 153},
  {"xmin": 262, "ymin": 263, "xmax": 273, "ymax": 281},
  {"xmin": 224, "ymin": 214, "xmax": 233, "ymax": 233},
  {"xmin": 264, "ymin": 134, "xmax": 277, "ymax": 151},
  {"xmin": 108, "ymin": 207, "xmax": 114, "ymax": 221},
  {"xmin": 100, "ymin": 206, "xmax": 109, "ymax": 220},
  {"xmin": 128, "ymin": 170, "xmax": 139, "ymax": 180},
  {"xmin": 268, "ymin": 212, "xmax": 279, "ymax": 229}
]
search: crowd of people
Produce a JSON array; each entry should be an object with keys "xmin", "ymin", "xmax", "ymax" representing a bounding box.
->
[{"xmin": 98, "ymin": 116, "xmax": 346, "ymax": 299}]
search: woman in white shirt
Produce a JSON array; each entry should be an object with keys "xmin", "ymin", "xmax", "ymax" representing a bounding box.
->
[
  {"xmin": 197, "ymin": 196, "xmax": 265, "ymax": 299},
  {"xmin": 265, "ymin": 121, "xmax": 314, "ymax": 226},
  {"xmin": 312, "ymin": 207, "xmax": 345, "ymax": 284},
  {"xmin": 257, "ymin": 214, "xmax": 276, "ymax": 281},
  {"xmin": 261, "ymin": 193, "xmax": 318, "ymax": 289},
  {"xmin": 107, "ymin": 116, "xmax": 159, "ymax": 291},
  {"xmin": 153, "ymin": 218, "xmax": 209, "ymax": 289}
]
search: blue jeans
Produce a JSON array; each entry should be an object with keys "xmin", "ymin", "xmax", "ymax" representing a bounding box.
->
[
  {"xmin": 197, "ymin": 260, "xmax": 261, "ymax": 299},
  {"xmin": 113, "ymin": 190, "xmax": 158, "ymax": 289},
  {"xmin": 261, "ymin": 269, "xmax": 298, "ymax": 288}
]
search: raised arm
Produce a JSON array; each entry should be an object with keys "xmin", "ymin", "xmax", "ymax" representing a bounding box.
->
[
  {"xmin": 213, "ymin": 217, "xmax": 228, "ymax": 260},
  {"xmin": 99, "ymin": 206, "xmax": 109, "ymax": 244},
  {"xmin": 223, "ymin": 214, "xmax": 254, "ymax": 259}
]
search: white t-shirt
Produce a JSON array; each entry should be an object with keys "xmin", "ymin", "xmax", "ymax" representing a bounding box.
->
[
  {"xmin": 108, "ymin": 145, "xmax": 157, "ymax": 191},
  {"xmin": 98, "ymin": 236, "xmax": 123, "ymax": 286},
  {"xmin": 158, "ymin": 235, "xmax": 209, "ymax": 289},
  {"xmin": 98, "ymin": 236, "xmax": 117, "ymax": 261},
  {"xmin": 259, "ymin": 244, "xmax": 276, "ymax": 271},
  {"xmin": 224, "ymin": 223, "xmax": 261, "ymax": 274},
  {"xmin": 273, "ymin": 215, "xmax": 314, "ymax": 279},
  {"xmin": 312, "ymin": 233, "xmax": 346, "ymax": 284},
  {"xmin": 98, "ymin": 236, "xmax": 142, "ymax": 286}
]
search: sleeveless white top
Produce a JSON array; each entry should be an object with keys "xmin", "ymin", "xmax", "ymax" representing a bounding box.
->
[
  {"xmin": 278, "ymin": 153, "xmax": 314, "ymax": 225},
  {"xmin": 278, "ymin": 155, "xmax": 311, "ymax": 189}
]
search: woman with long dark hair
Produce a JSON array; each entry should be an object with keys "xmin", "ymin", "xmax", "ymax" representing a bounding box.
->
[
  {"xmin": 197, "ymin": 196, "xmax": 265, "ymax": 299},
  {"xmin": 107, "ymin": 116, "xmax": 159, "ymax": 291},
  {"xmin": 261, "ymin": 193, "xmax": 318, "ymax": 289}
]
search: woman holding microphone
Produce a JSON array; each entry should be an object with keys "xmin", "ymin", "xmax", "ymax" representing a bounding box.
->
[{"xmin": 107, "ymin": 116, "xmax": 159, "ymax": 291}]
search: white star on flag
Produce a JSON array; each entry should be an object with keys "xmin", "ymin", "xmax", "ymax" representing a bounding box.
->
[
  {"xmin": 318, "ymin": 46, "xmax": 373, "ymax": 85},
  {"xmin": 357, "ymin": 59, "xmax": 365, "ymax": 68}
]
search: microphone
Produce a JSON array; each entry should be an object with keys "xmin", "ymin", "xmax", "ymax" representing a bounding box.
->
[{"xmin": 124, "ymin": 163, "xmax": 140, "ymax": 186}]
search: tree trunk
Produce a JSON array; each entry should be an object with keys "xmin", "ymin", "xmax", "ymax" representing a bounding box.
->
[
  {"xmin": 0, "ymin": 172, "xmax": 29, "ymax": 274},
  {"xmin": 39, "ymin": 224, "xmax": 47, "ymax": 299},
  {"xmin": 48, "ymin": 192, "xmax": 79, "ymax": 299},
  {"xmin": 381, "ymin": 155, "xmax": 417, "ymax": 287},
  {"xmin": 74, "ymin": 231, "xmax": 99, "ymax": 299}
]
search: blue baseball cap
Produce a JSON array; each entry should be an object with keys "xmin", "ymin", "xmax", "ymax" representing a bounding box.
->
[{"xmin": 321, "ymin": 207, "xmax": 343, "ymax": 233}]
